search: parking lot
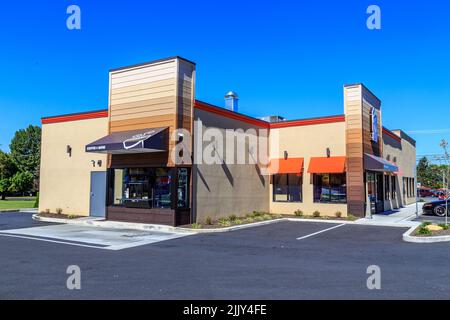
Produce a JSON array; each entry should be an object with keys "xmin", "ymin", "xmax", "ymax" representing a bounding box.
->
[{"xmin": 1, "ymin": 212, "xmax": 450, "ymax": 299}]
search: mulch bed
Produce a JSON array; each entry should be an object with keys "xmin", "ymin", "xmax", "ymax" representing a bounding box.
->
[
  {"xmin": 37, "ymin": 213, "xmax": 83, "ymax": 220},
  {"xmin": 413, "ymin": 228, "xmax": 450, "ymax": 237}
]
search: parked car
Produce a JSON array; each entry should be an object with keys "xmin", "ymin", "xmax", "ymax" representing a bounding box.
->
[
  {"xmin": 422, "ymin": 200, "xmax": 450, "ymax": 217},
  {"xmin": 419, "ymin": 189, "xmax": 434, "ymax": 197}
]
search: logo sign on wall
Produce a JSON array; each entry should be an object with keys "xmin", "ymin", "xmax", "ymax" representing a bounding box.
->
[{"xmin": 370, "ymin": 107, "xmax": 379, "ymax": 142}]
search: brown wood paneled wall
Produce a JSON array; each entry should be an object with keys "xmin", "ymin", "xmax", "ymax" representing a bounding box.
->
[
  {"xmin": 344, "ymin": 85, "xmax": 365, "ymax": 217},
  {"xmin": 107, "ymin": 57, "xmax": 196, "ymax": 168},
  {"xmin": 344, "ymin": 84, "xmax": 383, "ymax": 217}
]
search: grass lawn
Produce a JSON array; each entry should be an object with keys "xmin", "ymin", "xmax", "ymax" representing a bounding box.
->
[{"xmin": 0, "ymin": 197, "xmax": 36, "ymax": 210}]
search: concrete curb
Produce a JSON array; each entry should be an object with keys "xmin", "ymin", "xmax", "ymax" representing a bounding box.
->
[
  {"xmin": 1, "ymin": 208, "xmax": 37, "ymax": 213},
  {"xmin": 403, "ymin": 225, "xmax": 450, "ymax": 243},
  {"xmin": 33, "ymin": 213, "xmax": 417, "ymax": 234}
]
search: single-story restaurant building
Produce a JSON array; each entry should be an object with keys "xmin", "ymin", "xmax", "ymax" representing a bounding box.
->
[{"xmin": 39, "ymin": 56, "xmax": 417, "ymax": 226}]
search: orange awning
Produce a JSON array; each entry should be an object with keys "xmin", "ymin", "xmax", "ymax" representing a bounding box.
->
[
  {"xmin": 307, "ymin": 156, "xmax": 346, "ymax": 174},
  {"xmin": 268, "ymin": 158, "xmax": 304, "ymax": 174}
]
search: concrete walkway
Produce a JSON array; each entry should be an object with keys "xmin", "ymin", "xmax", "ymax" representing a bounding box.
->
[{"xmin": 355, "ymin": 203, "xmax": 422, "ymax": 227}]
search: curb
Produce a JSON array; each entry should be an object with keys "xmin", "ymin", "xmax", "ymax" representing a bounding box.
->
[
  {"xmin": 1, "ymin": 208, "xmax": 37, "ymax": 213},
  {"xmin": 403, "ymin": 226, "xmax": 450, "ymax": 243},
  {"xmin": 33, "ymin": 213, "xmax": 415, "ymax": 233}
]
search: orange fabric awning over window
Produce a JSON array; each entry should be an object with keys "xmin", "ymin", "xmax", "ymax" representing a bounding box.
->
[
  {"xmin": 268, "ymin": 158, "xmax": 304, "ymax": 174},
  {"xmin": 307, "ymin": 156, "xmax": 346, "ymax": 174}
]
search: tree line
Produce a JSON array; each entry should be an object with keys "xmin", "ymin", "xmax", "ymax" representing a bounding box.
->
[
  {"xmin": 417, "ymin": 156, "xmax": 450, "ymax": 189},
  {"xmin": 0, "ymin": 125, "xmax": 41, "ymax": 200}
]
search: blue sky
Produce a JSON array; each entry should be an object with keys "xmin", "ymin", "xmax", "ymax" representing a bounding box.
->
[{"xmin": 0, "ymin": 0, "xmax": 449, "ymax": 160}]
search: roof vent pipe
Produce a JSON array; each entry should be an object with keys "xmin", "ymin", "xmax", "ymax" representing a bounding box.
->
[{"xmin": 225, "ymin": 91, "xmax": 239, "ymax": 112}]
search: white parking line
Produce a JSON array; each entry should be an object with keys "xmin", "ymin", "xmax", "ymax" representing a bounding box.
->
[
  {"xmin": 0, "ymin": 233, "xmax": 106, "ymax": 250},
  {"xmin": 296, "ymin": 224, "xmax": 346, "ymax": 240}
]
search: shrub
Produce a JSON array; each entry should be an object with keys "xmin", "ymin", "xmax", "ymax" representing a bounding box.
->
[
  {"xmin": 254, "ymin": 215, "xmax": 265, "ymax": 221},
  {"xmin": 417, "ymin": 223, "xmax": 432, "ymax": 235},
  {"xmin": 44, "ymin": 209, "xmax": 50, "ymax": 214},
  {"xmin": 205, "ymin": 216, "xmax": 213, "ymax": 225},
  {"xmin": 34, "ymin": 192, "xmax": 39, "ymax": 208},
  {"xmin": 262, "ymin": 214, "xmax": 272, "ymax": 220},
  {"xmin": 229, "ymin": 214, "xmax": 237, "ymax": 222},
  {"xmin": 218, "ymin": 218, "xmax": 231, "ymax": 227},
  {"xmin": 245, "ymin": 217, "xmax": 254, "ymax": 223},
  {"xmin": 347, "ymin": 214, "xmax": 358, "ymax": 221},
  {"xmin": 335, "ymin": 211, "xmax": 342, "ymax": 218},
  {"xmin": 234, "ymin": 219, "xmax": 243, "ymax": 225},
  {"xmin": 67, "ymin": 214, "xmax": 78, "ymax": 220},
  {"xmin": 312, "ymin": 211, "xmax": 321, "ymax": 218},
  {"xmin": 294, "ymin": 210, "xmax": 303, "ymax": 217},
  {"xmin": 55, "ymin": 208, "xmax": 63, "ymax": 215},
  {"xmin": 191, "ymin": 223, "xmax": 202, "ymax": 229},
  {"xmin": 438, "ymin": 223, "xmax": 450, "ymax": 230}
]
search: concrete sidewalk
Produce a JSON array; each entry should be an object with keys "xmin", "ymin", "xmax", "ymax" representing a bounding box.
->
[{"xmin": 355, "ymin": 203, "xmax": 422, "ymax": 227}]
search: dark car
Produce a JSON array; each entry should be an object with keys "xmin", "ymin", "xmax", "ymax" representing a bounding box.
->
[{"xmin": 422, "ymin": 200, "xmax": 450, "ymax": 217}]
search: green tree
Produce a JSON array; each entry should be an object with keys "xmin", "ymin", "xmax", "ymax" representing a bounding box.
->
[
  {"xmin": 417, "ymin": 157, "xmax": 429, "ymax": 186},
  {"xmin": 0, "ymin": 151, "xmax": 17, "ymax": 200},
  {"xmin": 10, "ymin": 125, "xmax": 41, "ymax": 190},
  {"xmin": 9, "ymin": 171, "xmax": 34, "ymax": 195}
]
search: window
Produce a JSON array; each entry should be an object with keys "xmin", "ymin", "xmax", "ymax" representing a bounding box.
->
[
  {"xmin": 313, "ymin": 173, "xmax": 347, "ymax": 203},
  {"xmin": 109, "ymin": 167, "xmax": 173, "ymax": 209},
  {"xmin": 391, "ymin": 176, "xmax": 396, "ymax": 200},
  {"xmin": 273, "ymin": 174, "xmax": 303, "ymax": 202},
  {"xmin": 403, "ymin": 178, "xmax": 406, "ymax": 197},
  {"xmin": 385, "ymin": 175, "xmax": 391, "ymax": 200},
  {"xmin": 177, "ymin": 168, "xmax": 190, "ymax": 208}
]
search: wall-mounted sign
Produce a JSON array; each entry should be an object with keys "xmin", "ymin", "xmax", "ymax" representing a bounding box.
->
[{"xmin": 370, "ymin": 107, "xmax": 379, "ymax": 142}]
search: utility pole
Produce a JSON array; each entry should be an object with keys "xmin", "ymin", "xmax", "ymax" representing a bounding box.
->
[{"xmin": 440, "ymin": 139, "xmax": 449, "ymax": 225}]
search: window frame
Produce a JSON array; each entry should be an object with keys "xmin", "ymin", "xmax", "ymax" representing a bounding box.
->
[
  {"xmin": 272, "ymin": 173, "xmax": 303, "ymax": 203},
  {"xmin": 313, "ymin": 173, "xmax": 347, "ymax": 204}
]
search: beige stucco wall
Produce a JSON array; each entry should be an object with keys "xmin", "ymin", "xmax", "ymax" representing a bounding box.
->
[
  {"xmin": 39, "ymin": 117, "xmax": 108, "ymax": 216},
  {"xmin": 193, "ymin": 109, "xmax": 270, "ymax": 223},
  {"xmin": 383, "ymin": 132, "xmax": 417, "ymax": 209},
  {"xmin": 269, "ymin": 122, "xmax": 348, "ymax": 217}
]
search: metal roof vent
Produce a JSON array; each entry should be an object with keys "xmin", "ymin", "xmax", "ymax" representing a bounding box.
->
[{"xmin": 225, "ymin": 91, "xmax": 239, "ymax": 112}]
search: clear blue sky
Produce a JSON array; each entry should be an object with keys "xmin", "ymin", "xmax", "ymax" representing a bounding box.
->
[{"xmin": 0, "ymin": 0, "xmax": 449, "ymax": 160}]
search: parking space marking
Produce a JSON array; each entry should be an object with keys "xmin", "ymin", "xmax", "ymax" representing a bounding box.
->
[
  {"xmin": 0, "ymin": 233, "xmax": 107, "ymax": 250},
  {"xmin": 296, "ymin": 223, "xmax": 346, "ymax": 240},
  {"xmin": 0, "ymin": 224, "xmax": 196, "ymax": 250}
]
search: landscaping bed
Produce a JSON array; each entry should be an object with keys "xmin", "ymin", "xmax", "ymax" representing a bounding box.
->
[
  {"xmin": 37, "ymin": 212, "xmax": 84, "ymax": 220},
  {"xmin": 184, "ymin": 211, "xmax": 358, "ymax": 229},
  {"xmin": 413, "ymin": 222, "xmax": 450, "ymax": 237}
]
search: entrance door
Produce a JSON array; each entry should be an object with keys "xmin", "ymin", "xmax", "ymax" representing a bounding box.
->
[
  {"xmin": 90, "ymin": 171, "xmax": 106, "ymax": 218},
  {"xmin": 367, "ymin": 172, "xmax": 384, "ymax": 214}
]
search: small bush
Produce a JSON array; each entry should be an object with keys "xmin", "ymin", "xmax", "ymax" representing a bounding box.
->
[
  {"xmin": 191, "ymin": 223, "xmax": 202, "ymax": 229},
  {"xmin": 335, "ymin": 211, "xmax": 342, "ymax": 218},
  {"xmin": 67, "ymin": 214, "xmax": 78, "ymax": 220},
  {"xmin": 254, "ymin": 215, "xmax": 265, "ymax": 221},
  {"xmin": 45, "ymin": 209, "xmax": 50, "ymax": 214},
  {"xmin": 229, "ymin": 214, "xmax": 237, "ymax": 222},
  {"xmin": 56, "ymin": 208, "xmax": 63, "ymax": 215},
  {"xmin": 205, "ymin": 216, "xmax": 213, "ymax": 225},
  {"xmin": 294, "ymin": 210, "xmax": 303, "ymax": 217},
  {"xmin": 34, "ymin": 192, "xmax": 39, "ymax": 208},
  {"xmin": 233, "ymin": 219, "xmax": 243, "ymax": 225},
  {"xmin": 245, "ymin": 217, "xmax": 254, "ymax": 223},
  {"xmin": 262, "ymin": 214, "xmax": 272, "ymax": 220},
  {"xmin": 218, "ymin": 218, "xmax": 231, "ymax": 227},
  {"xmin": 312, "ymin": 211, "xmax": 321, "ymax": 218},
  {"xmin": 416, "ymin": 222, "xmax": 433, "ymax": 235},
  {"xmin": 438, "ymin": 223, "xmax": 450, "ymax": 230},
  {"xmin": 347, "ymin": 214, "xmax": 358, "ymax": 221}
]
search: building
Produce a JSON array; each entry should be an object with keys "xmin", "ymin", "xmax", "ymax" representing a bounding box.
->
[{"xmin": 39, "ymin": 56, "xmax": 417, "ymax": 226}]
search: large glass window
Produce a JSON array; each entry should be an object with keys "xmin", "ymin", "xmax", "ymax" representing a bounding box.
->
[
  {"xmin": 273, "ymin": 174, "xmax": 303, "ymax": 202},
  {"xmin": 313, "ymin": 173, "xmax": 347, "ymax": 203},
  {"xmin": 109, "ymin": 168, "xmax": 173, "ymax": 209}
]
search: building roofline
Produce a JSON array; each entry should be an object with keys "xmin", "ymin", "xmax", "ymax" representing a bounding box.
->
[
  {"xmin": 41, "ymin": 109, "xmax": 108, "ymax": 124},
  {"xmin": 109, "ymin": 56, "xmax": 196, "ymax": 73},
  {"xmin": 270, "ymin": 115, "xmax": 345, "ymax": 128},
  {"xmin": 344, "ymin": 83, "xmax": 381, "ymax": 103}
]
